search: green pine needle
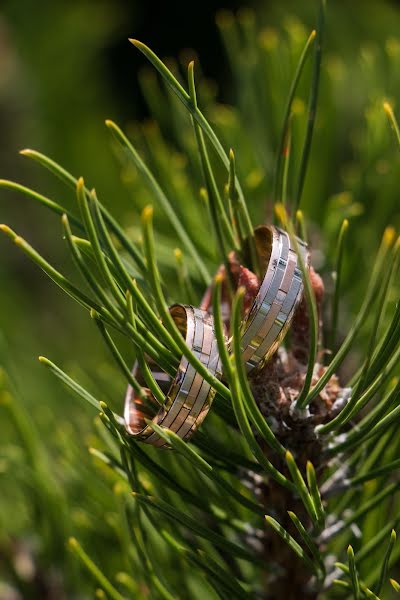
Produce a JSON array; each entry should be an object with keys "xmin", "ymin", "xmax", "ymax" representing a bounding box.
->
[
  {"xmin": 68, "ymin": 537, "xmax": 127, "ymax": 600},
  {"xmin": 265, "ymin": 515, "xmax": 318, "ymax": 575}
]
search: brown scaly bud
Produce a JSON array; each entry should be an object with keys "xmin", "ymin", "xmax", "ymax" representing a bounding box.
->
[
  {"xmin": 291, "ymin": 267, "xmax": 325, "ymax": 365},
  {"xmin": 202, "ymin": 246, "xmax": 347, "ymax": 438},
  {"xmin": 200, "ymin": 251, "xmax": 260, "ymax": 322}
]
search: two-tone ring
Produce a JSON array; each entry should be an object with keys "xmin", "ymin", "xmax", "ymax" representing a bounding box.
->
[
  {"xmin": 124, "ymin": 225, "xmax": 309, "ymax": 445},
  {"xmin": 124, "ymin": 304, "xmax": 222, "ymax": 447},
  {"xmin": 239, "ymin": 225, "xmax": 309, "ymax": 372}
]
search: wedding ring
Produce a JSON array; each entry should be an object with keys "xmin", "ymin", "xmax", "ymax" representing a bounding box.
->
[
  {"xmin": 124, "ymin": 304, "xmax": 222, "ymax": 447},
  {"xmin": 240, "ymin": 225, "xmax": 309, "ymax": 372}
]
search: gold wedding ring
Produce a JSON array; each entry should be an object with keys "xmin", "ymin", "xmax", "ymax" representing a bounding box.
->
[
  {"xmin": 239, "ymin": 225, "xmax": 309, "ymax": 372},
  {"xmin": 124, "ymin": 304, "xmax": 222, "ymax": 447}
]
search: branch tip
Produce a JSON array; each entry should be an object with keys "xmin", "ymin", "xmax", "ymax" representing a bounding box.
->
[
  {"xmin": 128, "ymin": 38, "xmax": 143, "ymax": 49},
  {"xmin": 142, "ymin": 205, "xmax": 154, "ymax": 222},
  {"xmin": 383, "ymin": 225, "xmax": 396, "ymax": 246},
  {"xmin": 0, "ymin": 224, "xmax": 15, "ymax": 238},
  {"xmin": 383, "ymin": 100, "xmax": 394, "ymax": 116},
  {"xmin": 237, "ymin": 285, "xmax": 246, "ymax": 299}
]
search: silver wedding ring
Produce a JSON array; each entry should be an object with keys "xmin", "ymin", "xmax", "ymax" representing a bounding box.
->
[
  {"xmin": 239, "ymin": 225, "xmax": 309, "ymax": 372},
  {"xmin": 124, "ymin": 304, "xmax": 222, "ymax": 447}
]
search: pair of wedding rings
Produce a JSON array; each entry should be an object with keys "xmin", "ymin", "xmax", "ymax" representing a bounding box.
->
[{"xmin": 124, "ymin": 225, "xmax": 309, "ymax": 447}]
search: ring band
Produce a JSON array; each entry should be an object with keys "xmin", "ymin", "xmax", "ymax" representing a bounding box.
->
[
  {"xmin": 124, "ymin": 304, "xmax": 222, "ymax": 447},
  {"xmin": 240, "ymin": 225, "xmax": 309, "ymax": 372}
]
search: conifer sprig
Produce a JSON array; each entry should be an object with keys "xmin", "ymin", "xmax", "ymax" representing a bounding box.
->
[{"xmin": 2, "ymin": 7, "xmax": 400, "ymax": 598}]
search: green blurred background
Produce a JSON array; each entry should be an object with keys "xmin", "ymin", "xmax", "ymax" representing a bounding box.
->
[{"xmin": 1, "ymin": 0, "xmax": 400, "ymax": 597}]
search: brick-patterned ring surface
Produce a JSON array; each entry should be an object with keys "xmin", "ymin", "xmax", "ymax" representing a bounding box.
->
[
  {"xmin": 124, "ymin": 304, "xmax": 222, "ymax": 447},
  {"xmin": 240, "ymin": 225, "xmax": 309, "ymax": 372}
]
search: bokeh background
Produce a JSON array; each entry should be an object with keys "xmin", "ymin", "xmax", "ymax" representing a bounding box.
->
[{"xmin": 1, "ymin": 0, "xmax": 400, "ymax": 598}]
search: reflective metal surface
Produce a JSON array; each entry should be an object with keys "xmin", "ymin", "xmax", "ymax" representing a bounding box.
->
[
  {"xmin": 240, "ymin": 225, "xmax": 309, "ymax": 372},
  {"xmin": 124, "ymin": 305, "xmax": 222, "ymax": 447}
]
